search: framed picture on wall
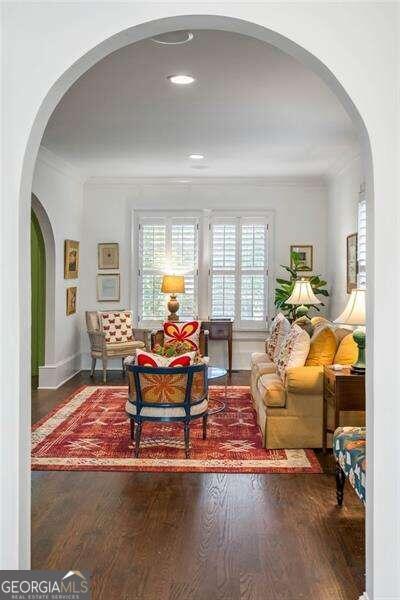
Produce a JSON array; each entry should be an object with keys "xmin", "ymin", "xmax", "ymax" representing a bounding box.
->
[
  {"xmin": 64, "ymin": 239, "xmax": 80, "ymax": 279},
  {"xmin": 66, "ymin": 286, "xmax": 77, "ymax": 315},
  {"xmin": 290, "ymin": 245, "xmax": 313, "ymax": 271},
  {"xmin": 347, "ymin": 233, "xmax": 358, "ymax": 293},
  {"xmin": 97, "ymin": 274, "xmax": 120, "ymax": 302},
  {"xmin": 98, "ymin": 243, "xmax": 119, "ymax": 270}
]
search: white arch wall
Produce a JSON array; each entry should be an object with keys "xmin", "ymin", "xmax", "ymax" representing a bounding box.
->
[
  {"xmin": 32, "ymin": 150, "xmax": 84, "ymax": 388},
  {"xmin": 1, "ymin": 4, "xmax": 399, "ymax": 599}
]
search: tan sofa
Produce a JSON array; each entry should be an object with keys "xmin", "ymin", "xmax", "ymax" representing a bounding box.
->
[{"xmin": 251, "ymin": 318, "xmax": 365, "ymax": 449}]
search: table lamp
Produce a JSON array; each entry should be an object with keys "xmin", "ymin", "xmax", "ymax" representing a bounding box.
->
[
  {"xmin": 161, "ymin": 275, "xmax": 185, "ymax": 322},
  {"xmin": 334, "ymin": 288, "xmax": 366, "ymax": 374},
  {"xmin": 286, "ymin": 277, "xmax": 321, "ymax": 319}
]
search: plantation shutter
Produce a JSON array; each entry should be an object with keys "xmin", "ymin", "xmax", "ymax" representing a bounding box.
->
[
  {"xmin": 210, "ymin": 217, "xmax": 268, "ymax": 327},
  {"xmin": 357, "ymin": 193, "xmax": 366, "ymax": 288},
  {"xmin": 139, "ymin": 222, "xmax": 166, "ymax": 321},
  {"xmin": 171, "ymin": 221, "xmax": 198, "ymax": 318}
]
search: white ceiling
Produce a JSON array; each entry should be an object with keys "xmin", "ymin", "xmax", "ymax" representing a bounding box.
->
[{"xmin": 42, "ymin": 30, "xmax": 359, "ymax": 179}]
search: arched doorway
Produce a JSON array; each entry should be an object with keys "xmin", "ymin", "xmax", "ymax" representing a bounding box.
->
[
  {"xmin": 30, "ymin": 209, "xmax": 46, "ymax": 382},
  {"xmin": 9, "ymin": 13, "xmax": 383, "ymax": 599}
]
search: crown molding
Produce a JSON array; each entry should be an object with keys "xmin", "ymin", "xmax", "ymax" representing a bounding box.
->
[
  {"xmin": 37, "ymin": 146, "xmax": 86, "ymax": 183},
  {"xmin": 84, "ymin": 175, "xmax": 327, "ymax": 188}
]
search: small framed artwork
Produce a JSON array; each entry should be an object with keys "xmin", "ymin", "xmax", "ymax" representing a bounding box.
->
[
  {"xmin": 64, "ymin": 239, "xmax": 79, "ymax": 279},
  {"xmin": 97, "ymin": 274, "xmax": 120, "ymax": 302},
  {"xmin": 347, "ymin": 233, "xmax": 358, "ymax": 293},
  {"xmin": 290, "ymin": 245, "xmax": 313, "ymax": 271},
  {"xmin": 98, "ymin": 243, "xmax": 119, "ymax": 270},
  {"xmin": 66, "ymin": 286, "xmax": 77, "ymax": 316}
]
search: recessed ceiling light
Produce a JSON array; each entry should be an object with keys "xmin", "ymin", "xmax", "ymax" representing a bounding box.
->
[
  {"xmin": 152, "ymin": 31, "xmax": 194, "ymax": 45},
  {"xmin": 189, "ymin": 154, "xmax": 204, "ymax": 160},
  {"xmin": 167, "ymin": 74, "xmax": 195, "ymax": 85}
]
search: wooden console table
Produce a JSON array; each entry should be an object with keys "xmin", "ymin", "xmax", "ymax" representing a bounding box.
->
[
  {"xmin": 323, "ymin": 365, "xmax": 365, "ymax": 453},
  {"xmin": 201, "ymin": 319, "xmax": 233, "ymax": 373}
]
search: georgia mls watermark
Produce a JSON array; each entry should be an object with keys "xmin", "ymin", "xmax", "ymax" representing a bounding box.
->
[{"xmin": 0, "ymin": 570, "xmax": 91, "ymax": 600}]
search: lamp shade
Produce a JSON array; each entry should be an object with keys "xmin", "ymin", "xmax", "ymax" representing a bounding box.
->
[
  {"xmin": 161, "ymin": 274, "xmax": 185, "ymax": 294},
  {"xmin": 286, "ymin": 278, "xmax": 321, "ymax": 305},
  {"xmin": 334, "ymin": 288, "xmax": 365, "ymax": 326}
]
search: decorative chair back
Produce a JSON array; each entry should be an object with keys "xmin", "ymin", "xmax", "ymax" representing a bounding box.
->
[{"xmin": 127, "ymin": 362, "xmax": 208, "ymax": 418}]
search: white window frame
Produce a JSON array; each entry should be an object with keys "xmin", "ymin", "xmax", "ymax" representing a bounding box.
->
[
  {"xmin": 208, "ymin": 211, "xmax": 274, "ymax": 331},
  {"xmin": 131, "ymin": 209, "xmax": 274, "ymax": 332},
  {"xmin": 132, "ymin": 210, "xmax": 201, "ymax": 329}
]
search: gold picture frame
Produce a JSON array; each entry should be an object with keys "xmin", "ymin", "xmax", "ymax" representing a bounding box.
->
[
  {"xmin": 347, "ymin": 233, "xmax": 358, "ymax": 293},
  {"xmin": 290, "ymin": 245, "xmax": 313, "ymax": 271},
  {"xmin": 64, "ymin": 239, "xmax": 79, "ymax": 279},
  {"xmin": 97, "ymin": 274, "xmax": 120, "ymax": 302},
  {"xmin": 66, "ymin": 286, "xmax": 77, "ymax": 315},
  {"xmin": 98, "ymin": 243, "xmax": 119, "ymax": 270}
]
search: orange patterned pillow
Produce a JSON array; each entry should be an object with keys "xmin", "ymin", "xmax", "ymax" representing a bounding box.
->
[{"xmin": 163, "ymin": 321, "xmax": 201, "ymax": 351}]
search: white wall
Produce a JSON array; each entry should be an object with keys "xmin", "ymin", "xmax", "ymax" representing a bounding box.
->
[
  {"xmin": 32, "ymin": 148, "xmax": 84, "ymax": 387},
  {"xmin": 327, "ymin": 156, "xmax": 363, "ymax": 319},
  {"xmin": 80, "ymin": 178, "xmax": 329, "ymax": 369},
  {"xmin": 1, "ymin": 6, "xmax": 400, "ymax": 599}
]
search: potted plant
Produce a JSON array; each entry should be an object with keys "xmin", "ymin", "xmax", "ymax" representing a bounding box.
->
[{"xmin": 274, "ymin": 251, "xmax": 329, "ymax": 321}]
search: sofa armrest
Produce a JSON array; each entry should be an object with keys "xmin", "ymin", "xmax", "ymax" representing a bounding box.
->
[{"xmin": 286, "ymin": 366, "xmax": 324, "ymax": 395}]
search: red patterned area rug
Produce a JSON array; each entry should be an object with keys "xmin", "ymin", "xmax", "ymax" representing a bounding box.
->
[{"xmin": 32, "ymin": 385, "xmax": 321, "ymax": 474}]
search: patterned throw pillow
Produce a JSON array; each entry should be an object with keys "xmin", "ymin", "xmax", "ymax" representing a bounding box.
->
[
  {"xmin": 163, "ymin": 321, "xmax": 201, "ymax": 351},
  {"xmin": 136, "ymin": 349, "xmax": 196, "ymax": 368},
  {"xmin": 266, "ymin": 313, "xmax": 291, "ymax": 361},
  {"xmin": 275, "ymin": 324, "xmax": 311, "ymax": 381},
  {"xmin": 100, "ymin": 311, "xmax": 134, "ymax": 344}
]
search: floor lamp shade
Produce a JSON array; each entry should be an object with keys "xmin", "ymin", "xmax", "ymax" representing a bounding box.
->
[{"xmin": 161, "ymin": 275, "xmax": 185, "ymax": 322}]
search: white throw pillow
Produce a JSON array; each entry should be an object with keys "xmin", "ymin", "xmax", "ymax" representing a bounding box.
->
[
  {"xmin": 275, "ymin": 324, "xmax": 311, "ymax": 381},
  {"xmin": 266, "ymin": 313, "xmax": 291, "ymax": 362}
]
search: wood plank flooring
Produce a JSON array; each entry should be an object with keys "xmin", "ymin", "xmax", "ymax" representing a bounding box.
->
[{"xmin": 31, "ymin": 371, "xmax": 365, "ymax": 600}]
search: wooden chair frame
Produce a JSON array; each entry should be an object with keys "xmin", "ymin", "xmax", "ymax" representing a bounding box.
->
[{"xmin": 127, "ymin": 363, "xmax": 208, "ymax": 459}]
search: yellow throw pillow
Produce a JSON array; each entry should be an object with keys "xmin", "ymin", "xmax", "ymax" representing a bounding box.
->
[
  {"xmin": 333, "ymin": 333, "xmax": 358, "ymax": 365},
  {"xmin": 310, "ymin": 316, "xmax": 330, "ymax": 328},
  {"xmin": 305, "ymin": 326, "xmax": 338, "ymax": 366}
]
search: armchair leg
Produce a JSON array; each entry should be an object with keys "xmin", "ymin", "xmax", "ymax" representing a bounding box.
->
[
  {"xmin": 134, "ymin": 422, "xmax": 142, "ymax": 458},
  {"xmin": 90, "ymin": 358, "xmax": 96, "ymax": 377},
  {"xmin": 130, "ymin": 419, "xmax": 135, "ymax": 440},
  {"xmin": 202, "ymin": 413, "xmax": 208, "ymax": 440},
  {"xmin": 184, "ymin": 421, "xmax": 190, "ymax": 459},
  {"xmin": 336, "ymin": 463, "xmax": 346, "ymax": 506},
  {"xmin": 102, "ymin": 358, "xmax": 108, "ymax": 384}
]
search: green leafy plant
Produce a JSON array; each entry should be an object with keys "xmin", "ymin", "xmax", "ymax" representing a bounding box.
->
[{"xmin": 274, "ymin": 251, "xmax": 329, "ymax": 321}]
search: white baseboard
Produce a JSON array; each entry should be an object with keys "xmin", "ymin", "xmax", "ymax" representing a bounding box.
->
[
  {"xmin": 38, "ymin": 352, "xmax": 82, "ymax": 389},
  {"xmin": 359, "ymin": 594, "xmax": 369, "ymax": 600}
]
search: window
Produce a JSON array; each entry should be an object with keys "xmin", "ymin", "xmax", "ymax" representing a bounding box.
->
[
  {"xmin": 138, "ymin": 216, "xmax": 198, "ymax": 323},
  {"xmin": 357, "ymin": 190, "xmax": 366, "ymax": 288},
  {"xmin": 210, "ymin": 216, "xmax": 268, "ymax": 329},
  {"xmin": 136, "ymin": 211, "xmax": 271, "ymax": 329}
]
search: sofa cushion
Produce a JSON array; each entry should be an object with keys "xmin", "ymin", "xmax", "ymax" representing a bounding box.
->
[
  {"xmin": 257, "ymin": 373, "xmax": 286, "ymax": 408},
  {"xmin": 100, "ymin": 311, "xmax": 134, "ymax": 343},
  {"xmin": 310, "ymin": 316, "xmax": 330, "ymax": 328},
  {"xmin": 106, "ymin": 340, "xmax": 145, "ymax": 356},
  {"xmin": 286, "ymin": 365, "xmax": 324, "ymax": 395},
  {"xmin": 293, "ymin": 315, "xmax": 314, "ymax": 336},
  {"xmin": 334, "ymin": 333, "xmax": 358, "ymax": 365},
  {"xmin": 305, "ymin": 326, "xmax": 337, "ymax": 366},
  {"xmin": 275, "ymin": 324, "xmax": 311, "ymax": 381},
  {"xmin": 266, "ymin": 313, "xmax": 291, "ymax": 361}
]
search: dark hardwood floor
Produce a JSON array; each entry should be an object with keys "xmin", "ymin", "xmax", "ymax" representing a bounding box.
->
[{"xmin": 31, "ymin": 370, "xmax": 365, "ymax": 600}]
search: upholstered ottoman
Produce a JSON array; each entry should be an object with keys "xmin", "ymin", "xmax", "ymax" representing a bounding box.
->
[{"xmin": 333, "ymin": 426, "xmax": 366, "ymax": 505}]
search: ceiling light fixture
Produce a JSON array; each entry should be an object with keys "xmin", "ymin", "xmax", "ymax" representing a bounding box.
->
[
  {"xmin": 167, "ymin": 74, "xmax": 195, "ymax": 85},
  {"xmin": 189, "ymin": 154, "xmax": 204, "ymax": 160},
  {"xmin": 152, "ymin": 31, "xmax": 194, "ymax": 45}
]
